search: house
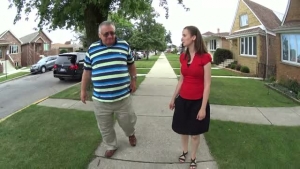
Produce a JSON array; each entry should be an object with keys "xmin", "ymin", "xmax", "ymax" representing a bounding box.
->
[
  {"xmin": 226, "ymin": 0, "xmax": 282, "ymax": 77},
  {"xmin": 202, "ymin": 29, "xmax": 230, "ymax": 57},
  {"xmin": 0, "ymin": 30, "xmax": 23, "ymax": 73},
  {"xmin": 49, "ymin": 41, "xmax": 83, "ymax": 55},
  {"xmin": 273, "ymin": 0, "xmax": 300, "ymax": 82},
  {"xmin": 19, "ymin": 30, "xmax": 52, "ymax": 66}
]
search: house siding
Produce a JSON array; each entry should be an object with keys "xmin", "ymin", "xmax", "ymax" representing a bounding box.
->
[
  {"xmin": 231, "ymin": 0, "xmax": 261, "ymax": 33},
  {"xmin": 234, "ymin": 35, "xmax": 267, "ymax": 75},
  {"xmin": 21, "ymin": 31, "xmax": 52, "ymax": 66},
  {"xmin": 284, "ymin": 0, "xmax": 300, "ymax": 24},
  {"xmin": 0, "ymin": 31, "xmax": 22, "ymax": 65}
]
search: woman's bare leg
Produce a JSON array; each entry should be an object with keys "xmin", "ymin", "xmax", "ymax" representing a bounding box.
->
[
  {"xmin": 190, "ymin": 135, "xmax": 200, "ymax": 159},
  {"xmin": 181, "ymin": 134, "xmax": 189, "ymax": 153}
]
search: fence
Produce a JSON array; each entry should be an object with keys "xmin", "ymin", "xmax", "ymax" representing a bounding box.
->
[{"xmin": 257, "ymin": 62, "xmax": 276, "ymax": 79}]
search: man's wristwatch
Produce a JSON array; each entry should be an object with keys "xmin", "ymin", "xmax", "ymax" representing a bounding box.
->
[{"xmin": 131, "ymin": 75, "xmax": 137, "ymax": 79}]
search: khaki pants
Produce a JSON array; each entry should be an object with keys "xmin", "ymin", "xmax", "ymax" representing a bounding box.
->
[{"xmin": 92, "ymin": 96, "xmax": 137, "ymax": 150}]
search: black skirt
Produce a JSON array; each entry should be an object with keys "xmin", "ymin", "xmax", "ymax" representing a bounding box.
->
[{"xmin": 172, "ymin": 95, "xmax": 210, "ymax": 135}]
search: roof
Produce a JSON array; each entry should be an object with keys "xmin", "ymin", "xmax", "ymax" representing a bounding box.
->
[
  {"xmin": 19, "ymin": 30, "xmax": 52, "ymax": 44},
  {"xmin": 243, "ymin": 0, "xmax": 281, "ymax": 31},
  {"xmin": 226, "ymin": 27, "xmax": 266, "ymax": 39},
  {"xmin": 202, "ymin": 31, "xmax": 214, "ymax": 36},
  {"xmin": 203, "ymin": 32, "xmax": 229, "ymax": 39},
  {"xmin": 229, "ymin": 0, "xmax": 282, "ymax": 36},
  {"xmin": 19, "ymin": 32, "xmax": 39, "ymax": 44},
  {"xmin": 0, "ymin": 30, "xmax": 23, "ymax": 43}
]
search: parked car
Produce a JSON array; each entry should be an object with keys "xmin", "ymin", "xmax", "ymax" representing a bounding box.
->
[
  {"xmin": 53, "ymin": 52, "xmax": 85, "ymax": 81},
  {"xmin": 30, "ymin": 55, "xmax": 58, "ymax": 74}
]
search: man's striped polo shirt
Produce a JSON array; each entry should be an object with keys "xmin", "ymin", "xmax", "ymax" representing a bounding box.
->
[{"xmin": 84, "ymin": 39, "xmax": 134, "ymax": 102}]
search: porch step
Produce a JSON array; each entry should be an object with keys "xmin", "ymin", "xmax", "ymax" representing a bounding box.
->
[
  {"xmin": 0, "ymin": 60, "xmax": 16, "ymax": 74},
  {"xmin": 218, "ymin": 59, "xmax": 235, "ymax": 67}
]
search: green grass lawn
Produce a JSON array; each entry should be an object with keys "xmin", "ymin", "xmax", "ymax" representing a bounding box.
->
[
  {"xmin": 210, "ymin": 78, "xmax": 299, "ymax": 107},
  {"xmin": 51, "ymin": 76, "xmax": 146, "ymax": 101},
  {"xmin": 205, "ymin": 120, "xmax": 300, "ymax": 169},
  {"xmin": 0, "ymin": 72, "xmax": 30, "ymax": 82},
  {"xmin": 135, "ymin": 55, "xmax": 159, "ymax": 68},
  {"xmin": 0, "ymin": 105, "xmax": 100, "ymax": 168},
  {"xmin": 173, "ymin": 68, "xmax": 240, "ymax": 76},
  {"xmin": 137, "ymin": 68, "xmax": 151, "ymax": 74}
]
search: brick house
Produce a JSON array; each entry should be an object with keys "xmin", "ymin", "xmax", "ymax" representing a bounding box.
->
[
  {"xmin": 226, "ymin": 0, "xmax": 282, "ymax": 77},
  {"xmin": 202, "ymin": 29, "xmax": 230, "ymax": 59},
  {"xmin": 20, "ymin": 30, "xmax": 52, "ymax": 66},
  {"xmin": 0, "ymin": 30, "xmax": 23, "ymax": 70},
  {"xmin": 273, "ymin": 0, "xmax": 300, "ymax": 82}
]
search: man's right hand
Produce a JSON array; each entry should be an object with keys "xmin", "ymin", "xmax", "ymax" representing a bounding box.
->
[{"xmin": 81, "ymin": 90, "xmax": 88, "ymax": 104}]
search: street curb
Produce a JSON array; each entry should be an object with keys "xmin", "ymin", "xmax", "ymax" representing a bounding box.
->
[
  {"xmin": 0, "ymin": 73, "xmax": 30, "ymax": 85},
  {"xmin": 0, "ymin": 96, "xmax": 49, "ymax": 123}
]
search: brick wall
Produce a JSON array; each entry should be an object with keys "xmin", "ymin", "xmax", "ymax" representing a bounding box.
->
[
  {"xmin": 275, "ymin": 33, "xmax": 300, "ymax": 82},
  {"xmin": 221, "ymin": 38, "xmax": 230, "ymax": 50},
  {"xmin": 232, "ymin": 0, "xmax": 261, "ymax": 32}
]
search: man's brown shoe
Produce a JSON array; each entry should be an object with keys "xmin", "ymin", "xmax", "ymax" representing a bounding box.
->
[
  {"xmin": 129, "ymin": 135, "xmax": 137, "ymax": 146},
  {"xmin": 104, "ymin": 149, "xmax": 117, "ymax": 158}
]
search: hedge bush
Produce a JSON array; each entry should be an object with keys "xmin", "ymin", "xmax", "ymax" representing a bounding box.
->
[
  {"xmin": 236, "ymin": 64, "xmax": 241, "ymax": 71},
  {"xmin": 213, "ymin": 48, "xmax": 233, "ymax": 65},
  {"xmin": 240, "ymin": 66, "xmax": 250, "ymax": 73},
  {"xmin": 230, "ymin": 63, "xmax": 236, "ymax": 69}
]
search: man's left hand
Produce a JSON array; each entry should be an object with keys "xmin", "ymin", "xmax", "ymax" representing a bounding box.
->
[{"xmin": 130, "ymin": 81, "xmax": 137, "ymax": 93}]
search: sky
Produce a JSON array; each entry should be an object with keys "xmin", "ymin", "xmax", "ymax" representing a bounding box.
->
[{"xmin": 0, "ymin": 0, "xmax": 288, "ymax": 46}]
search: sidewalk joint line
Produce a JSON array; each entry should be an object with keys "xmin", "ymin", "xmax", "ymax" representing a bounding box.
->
[
  {"xmin": 96, "ymin": 155, "xmax": 216, "ymax": 164},
  {"xmin": 256, "ymin": 107, "xmax": 273, "ymax": 125}
]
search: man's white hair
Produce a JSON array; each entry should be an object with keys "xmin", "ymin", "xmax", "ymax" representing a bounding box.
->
[{"xmin": 98, "ymin": 21, "xmax": 116, "ymax": 33}]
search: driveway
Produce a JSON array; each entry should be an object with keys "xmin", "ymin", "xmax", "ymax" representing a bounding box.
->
[{"xmin": 0, "ymin": 71, "xmax": 78, "ymax": 119}]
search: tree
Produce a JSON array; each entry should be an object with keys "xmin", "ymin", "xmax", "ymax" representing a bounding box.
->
[
  {"xmin": 9, "ymin": 0, "xmax": 189, "ymax": 47},
  {"xmin": 165, "ymin": 31, "xmax": 172, "ymax": 44},
  {"xmin": 128, "ymin": 7, "xmax": 167, "ymax": 59}
]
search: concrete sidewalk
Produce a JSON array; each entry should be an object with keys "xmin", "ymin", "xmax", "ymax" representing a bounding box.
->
[{"xmin": 37, "ymin": 53, "xmax": 300, "ymax": 168}]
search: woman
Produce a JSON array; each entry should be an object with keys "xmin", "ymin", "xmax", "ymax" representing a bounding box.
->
[{"xmin": 169, "ymin": 26, "xmax": 211, "ymax": 169}]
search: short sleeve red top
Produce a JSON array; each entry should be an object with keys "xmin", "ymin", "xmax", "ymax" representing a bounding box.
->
[{"xmin": 179, "ymin": 52, "xmax": 212, "ymax": 100}]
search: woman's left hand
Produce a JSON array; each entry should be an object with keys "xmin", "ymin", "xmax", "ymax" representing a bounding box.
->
[{"xmin": 196, "ymin": 108, "xmax": 206, "ymax": 120}]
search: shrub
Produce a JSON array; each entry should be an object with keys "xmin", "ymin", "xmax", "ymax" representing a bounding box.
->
[
  {"xmin": 60, "ymin": 49, "xmax": 68, "ymax": 54},
  {"xmin": 240, "ymin": 66, "xmax": 250, "ymax": 73},
  {"xmin": 297, "ymin": 92, "xmax": 300, "ymax": 100},
  {"xmin": 280, "ymin": 79, "xmax": 300, "ymax": 94},
  {"xmin": 236, "ymin": 64, "xmax": 241, "ymax": 71},
  {"xmin": 230, "ymin": 63, "xmax": 236, "ymax": 69},
  {"xmin": 213, "ymin": 48, "xmax": 233, "ymax": 65}
]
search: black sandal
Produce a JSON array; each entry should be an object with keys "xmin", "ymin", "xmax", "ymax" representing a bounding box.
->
[
  {"xmin": 178, "ymin": 151, "xmax": 188, "ymax": 163},
  {"xmin": 190, "ymin": 158, "xmax": 197, "ymax": 169}
]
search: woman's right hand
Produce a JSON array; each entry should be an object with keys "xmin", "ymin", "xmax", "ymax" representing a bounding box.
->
[{"xmin": 169, "ymin": 98, "xmax": 175, "ymax": 110}]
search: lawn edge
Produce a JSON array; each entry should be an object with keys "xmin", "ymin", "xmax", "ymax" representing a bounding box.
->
[
  {"xmin": 0, "ymin": 96, "xmax": 48, "ymax": 123},
  {"xmin": 265, "ymin": 83, "xmax": 300, "ymax": 105},
  {"xmin": 0, "ymin": 72, "xmax": 30, "ymax": 84}
]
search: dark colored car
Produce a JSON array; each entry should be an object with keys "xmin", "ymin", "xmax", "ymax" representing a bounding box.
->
[
  {"xmin": 53, "ymin": 52, "xmax": 85, "ymax": 81},
  {"xmin": 30, "ymin": 55, "xmax": 58, "ymax": 74}
]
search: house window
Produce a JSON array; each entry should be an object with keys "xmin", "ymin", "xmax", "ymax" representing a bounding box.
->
[
  {"xmin": 9, "ymin": 45, "xmax": 19, "ymax": 54},
  {"xmin": 210, "ymin": 39, "xmax": 217, "ymax": 51},
  {"xmin": 240, "ymin": 36, "xmax": 257, "ymax": 56},
  {"xmin": 281, "ymin": 34, "xmax": 300, "ymax": 65},
  {"xmin": 44, "ymin": 43, "xmax": 49, "ymax": 51},
  {"xmin": 240, "ymin": 14, "xmax": 248, "ymax": 27}
]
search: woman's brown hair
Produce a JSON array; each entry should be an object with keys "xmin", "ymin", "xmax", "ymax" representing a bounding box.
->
[{"xmin": 184, "ymin": 26, "xmax": 208, "ymax": 62}]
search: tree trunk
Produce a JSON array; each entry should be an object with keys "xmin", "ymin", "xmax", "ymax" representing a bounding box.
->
[{"xmin": 84, "ymin": 4, "xmax": 109, "ymax": 48}]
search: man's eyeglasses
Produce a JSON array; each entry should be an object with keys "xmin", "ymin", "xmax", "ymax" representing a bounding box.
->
[{"xmin": 103, "ymin": 31, "xmax": 115, "ymax": 37}]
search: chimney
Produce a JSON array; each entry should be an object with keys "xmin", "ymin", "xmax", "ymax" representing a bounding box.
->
[{"xmin": 217, "ymin": 28, "xmax": 220, "ymax": 33}]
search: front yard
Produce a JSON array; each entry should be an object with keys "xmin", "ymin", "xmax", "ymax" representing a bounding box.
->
[
  {"xmin": 0, "ymin": 105, "xmax": 100, "ymax": 168},
  {"xmin": 0, "ymin": 72, "xmax": 30, "ymax": 83},
  {"xmin": 205, "ymin": 120, "xmax": 300, "ymax": 169}
]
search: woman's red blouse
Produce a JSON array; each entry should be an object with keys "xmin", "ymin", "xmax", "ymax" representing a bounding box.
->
[{"xmin": 179, "ymin": 52, "xmax": 212, "ymax": 100}]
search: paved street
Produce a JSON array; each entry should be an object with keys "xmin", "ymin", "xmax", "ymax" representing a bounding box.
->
[{"xmin": 0, "ymin": 71, "xmax": 78, "ymax": 119}]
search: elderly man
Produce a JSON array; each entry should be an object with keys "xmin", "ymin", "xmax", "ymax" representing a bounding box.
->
[{"xmin": 80, "ymin": 21, "xmax": 137, "ymax": 158}]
